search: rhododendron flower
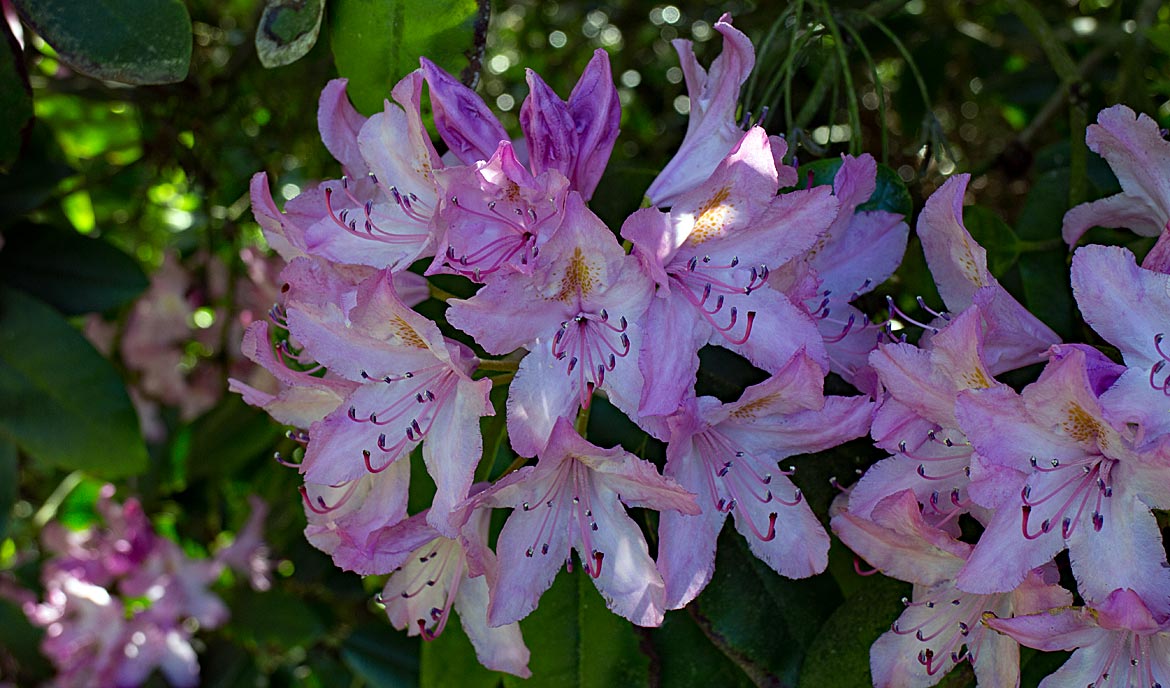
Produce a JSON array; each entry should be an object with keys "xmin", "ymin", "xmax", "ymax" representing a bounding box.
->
[
  {"xmin": 369, "ymin": 496, "xmax": 531, "ymax": 677},
  {"xmin": 447, "ymin": 192, "xmax": 653, "ymax": 455},
  {"xmin": 1071, "ymin": 244, "xmax": 1170, "ymax": 449},
  {"xmin": 252, "ymin": 74, "xmax": 439, "ymax": 271},
  {"xmin": 987, "ymin": 588, "xmax": 1170, "ymax": 688},
  {"xmin": 420, "ymin": 52, "xmax": 619, "ymax": 201},
  {"xmin": 849, "ymin": 305, "xmax": 1010, "ymax": 528},
  {"xmin": 954, "ymin": 346, "xmax": 1170, "ymax": 614},
  {"xmin": 1062, "ymin": 105, "xmax": 1170, "ymax": 260},
  {"xmin": 478, "ymin": 418, "xmax": 700, "ymax": 627},
  {"xmin": 770, "ymin": 154, "xmax": 909, "ymax": 394},
  {"xmin": 623, "ymin": 127, "xmax": 838, "ymax": 416},
  {"xmin": 23, "ymin": 487, "xmax": 259, "ymax": 688},
  {"xmin": 833, "ymin": 491, "xmax": 1072, "ymax": 688},
  {"xmin": 280, "ymin": 259, "xmax": 493, "ymax": 535},
  {"xmin": 427, "ymin": 141, "xmax": 570, "ymax": 281},
  {"xmin": 657, "ymin": 351, "xmax": 873, "ymax": 608},
  {"xmin": 646, "ymin": 14, "xmax": 761, "ymax": 207},
  {"xmin": 917, "ymin": 174, "xmax": 1060, "ymax": 373}
]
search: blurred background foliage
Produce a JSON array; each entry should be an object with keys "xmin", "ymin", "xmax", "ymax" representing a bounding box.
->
[{"xmin": 0, "ymin": 0, "xmax": 1167, "ymax": 686}]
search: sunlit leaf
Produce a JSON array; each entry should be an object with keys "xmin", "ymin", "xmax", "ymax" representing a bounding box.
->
[
  {"xmin": 504, "ymin": 567, "xmax": 651, "ymax": 688},
  {"xmin": 256, "ymin": 0, "xmax": 326, "ymax": 68},
  {"xmin": 0, "ymin": 222, "xmax": 148, "ymax": 315},
  {"xmin": 795, "ymin": 158, "xmax": 912, "ymax": 217},
  {"xmin": 329, "ymin": 0, "xmax": 485, "ymax": 115},
  {"xmin": 0, "ymin": 287, "xmax": 147, "ymax": 477},
  {"xmin": 12, "ymin": 0, "xmax": 192, "ymax": 85},
  {"xmin": 0, "ymin": 19, "xmax": 32, "ymax": 172}
]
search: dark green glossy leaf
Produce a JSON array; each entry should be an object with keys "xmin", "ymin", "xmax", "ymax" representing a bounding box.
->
[
  {"xmin": 12, "ymin": 0, "xmax": 192, "ymax": 85},
  {"xmin": 0, "ymin": 123, "xmax": 73, "ymax": 220},
  {"xmin": 795, "ymin": 159, "xmax": 913, "ymax": 217},
  {"xmin": 962, "ymin": 205, "xmax": 1020, "ymax": 277},
  {"xmin": 0, "ymin": 287, "xmax": 147, "ymax": 477},
  {"xmin": 650, "ymin": 610, "xmax": 754, "ymax": 688},
  {"xmin": 694, "ymin": 345, "xmax": 768, "ymax": 404},
  {"xmin": 329, "ymin": 0, "xmax": 484, "ymax": 115},
  {"xmin": 0, "ymin": 222, "xmax": 148, "ymax": 315},
  {"xmin": 224, "ymin": 588, "xmax": 326, "ymax": 648},
  {"xmin": 1015, "ymin": 169, "xmax": 1075, "ymax": 339},
  {"xmin": 420, "ymin": 611, "xmax": 503, "ymax": 688},
  {"xmin": 797, "ymin": 574, "xmax": 909, "ymax": 688},
  {"xmin": 180, "ymin": 396, "xmax": 284, "ymax": 480},
  {"xmin": 256, "ymin": 0, "xmax": 326, "ymax": 68},
  {"xmin": 0, "ymin": 19, "xmax": 32, "ymax": 173},
  {"xmin": 0, "ymin": 599, "xmax": 50, "ymax": 678},
  {"xmin": 504, "ymin": 567, "xmax": 651, "ymax": 688},
  {"xmin": 342, "ymin": 622, "xmax": 421, "ymax": 687},
  {"xmin": 692, "ymin": 526, "xmax": 843, "ymax": 685},
  {"xmin": 0, "ymin": 437, "xmax": 15, "ymax": 539}
]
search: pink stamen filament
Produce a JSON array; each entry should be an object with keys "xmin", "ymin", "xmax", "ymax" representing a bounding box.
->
[
  {"xmin": 299, "ymin": 481, "xmax": 360, "ymax": 515},
  {"xmin": 523, "ymin": 459, "xmax": 606, "ymax": 578},
  {"xmin": 694, "ymin": 431, "xmax": 790, "ymax": 541},
  {"xmin": 1019, "ymin": 457, "xmax": 1113, "ymax": 540},
  {"xmin": 443, "ymin": 195, "xmax": 548, "ymax": 277},
  {"xmin": 550, "ymin": 312, "xmax": 631, "ymax": 408},
  {"xmin": 669, "ymin": 256, "xmax": 763, "ymax": 346},
  {"xmin": 323, "ymin": 181, "xmax": 426, "ymax": 246},
  {"xmin": 345, "ymin": 365, "xmax": 457, "ymax": 472},
  {"xmin": 1151, "ymin": 334, "xmax": 1170, "ymax": 395},
  {"xmin": 892, "ymin": 593, "xmax": 986, "ymax": 676}
]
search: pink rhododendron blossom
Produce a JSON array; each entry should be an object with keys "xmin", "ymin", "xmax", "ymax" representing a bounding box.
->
[
  {"xmin": 954, "ymin": 346, "xmax": 1170, "ymax": 614},
  {"xmin": 771, "ymin": 154, "xmax": 909, "ymax": 394},
  {"xmin": 252, "ymin": 75, "xmax": 438, "ymax": 270},
  {"xmin": 1071, "ymin": 244, "xmax": 1170, "ymax": 450},
  {"xmin": 623, "ymin": 126, "xmax": 838, "ymax": 417},
  {"xmin": 369, "ymin": 494, "xmax": 531, "ymax": 677},
  {"xmin": 1062, "ymin": 104, "xmax": 1170, "ymax": 251},
  {"xmin": 657, "ymin": 351, "xmax": 873, "ymax": 608},
  {"xmin": 833, "ymin": 491, "xmax": 1072, "ymax": 688},
  {"xmin": 448, "ymin": 192, "xmax": 654, "ymax": 455},
  {"xmin": 849, "ymin": 305, "xmax": 1011, "ymax": 528},
  {"xmin": 427, "ymin": 141, "xmax": 570, "ymax": 281},
  {"xmin": 278, "ymin": 260, "xmax": 493, "ymax": 535},
  {"xmin": 478, "ymin": 418, "xmax": 699, "ymax": 627},
  {"xmin": 917, "ymin": 174, "xmax": 1060, "ymax": 374},
  {"xmin": 987, "ymin": 588, "xmax": 1170, "ymax": 688},
  {"xmin": 646, "ymin": 14, "xmax": 761, "ymax": 207},
  {"xmin": 24, "ymin": 487, "xmax": 258, "ymax": 688}
]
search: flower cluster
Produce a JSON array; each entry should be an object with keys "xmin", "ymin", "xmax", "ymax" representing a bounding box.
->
[
  {"xmin": 238, "ymin": 15, "xmax": 888, "ymax": 677},
  {"xmin": 16, "ymin": 487, "xmax": 269, "ymax": 688},
  {"xmin": 831, "ymin": 107, "xmax": 1170, "ymax": 686},
  {"xmin": 240, "ymin": 12, "xmax": 1170, "ymax": 684}
]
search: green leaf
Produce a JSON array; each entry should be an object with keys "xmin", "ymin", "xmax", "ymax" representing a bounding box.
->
[
  {"xmin": 0, "ymin": 222, "xmax": 148, "ymax": 315},
  {"xmin": 504, "ymin": 567, "xmax": 651, "ymax": 688},
  {"xmin": 795, "ymin": 159, "xmax": 913, "ymax": 217},
  {"xmin": 179, "ymin": 396, "xmax": 285, "ymax": 480},
  {"xmin": 0, "ymin": 599, "xmax": 50, "ymax": 677},
  {"xmin": 797, "ymin": 574, "xmax": 910, "ymax": 688},
  {"xmin": 962, "ymin": 205, "xmax": 1020, "ymax": 277},
  {"xmin": 11, "ymin": 0, "xmax": 191, "ymax": 85},
  {"xmin": 329, "ymin": 0, "xmax": 484, "ymax": 115},
  {"xmin": 420, "ymin": 612, "xmax": 503, "ymax": 688},
  {"xmin": 0, "ymin": 437, "xmax": 16, "ymax": 539},
  {"xmin": 342, "ymin": 622, "xmax": 421, "ymax": 687},
  {"xmin": 650, "ymin": 611, "xmax": 754, "ymax": 688},
  {"xmin": 691, "ymin": 527, "xmax": 843, "ymax": 685},
  {"xmin": 0, "ymin": 19, "xmax": 32, "ymax": 173},
  {"xmin": 0, "ymin": 287, "xmax": 147, "ymax": 477},
  {"xmin": 256, "ymin": 0, "xmax": 326, "ymax": 68},
  {"xmin": 0, "ymin": 123, "xmax": 73, "ymax": 220},
  {"xmin": 224, "ymin": 588, "xmax": 326, "ymax": 649}
]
